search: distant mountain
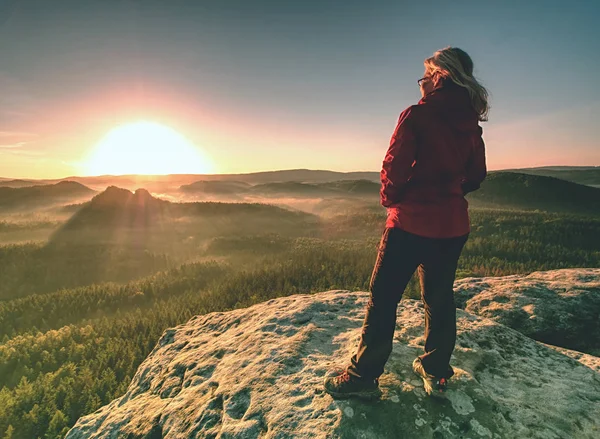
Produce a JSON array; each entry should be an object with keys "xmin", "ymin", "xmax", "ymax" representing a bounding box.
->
[
  {"xmin": 88, "ymin": 186, "xmax": 161, "ymax": 207},
  {"xmin": 467, "ymin": 172, "xmax": 600, "ymax": 215},
  {"xmin": 249, "ymin": 181, "xmax": 337, "ymax": 197},
  {"xmin": 50, "ymin": 186, "xmax": 319, "ymax": 244},
  {"xmin": 509, "ymin": 166, "xmax": 599, "ymax": 171},
  {"xmin": 504, "ymin": 166, "xmax": 600, "ymax": 187},
  {"xmin": 178, "ymin": 178, "xmax": 381, "ymax": 199},
  {"xmin": 4, "ymin": 169, "xmax": 381, "ymax": 191},
  {"xmin": 210, "ymin": 169, "xmax": 380, "ymax": 184},
  {"xmin": 317, "ymin": 179, "xmax": 380, "ymax": 195},
  {"xmin": 0, "ymin": 179, "xmax": 40, "ymax": 188},
  {"xmin": 0, "ymin": 181, "xmax": 96, "ymax": 212},
  {"xmin": 171, "ymin": 169, "xmax": 379, "ymax": 185},
  {"xmin": 7, "ymin": 167, "xmax": 600, "ymax": 190},
  {"xmin": 5, "ymin": 165, "xmax": 599, "ymax": 200},
  {"xmin": 179, "ymin": 180, "xmax": 252, "ymax": 194},
  {"xmin": 58, "ymin": 186, "xmax": 169, "ymax": 228},
  {"xmin": 241, "ymin": 179, "xmax": 380, "ymax": 198}
]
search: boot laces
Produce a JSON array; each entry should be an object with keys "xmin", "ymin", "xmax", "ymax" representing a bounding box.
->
[
  {"xmin": 339, "ymin": 371, "xmax": 351, "ymax": 383},
  {"xmin": 436, "ymin": 377, "xmax": 447, "ymax": 391}
]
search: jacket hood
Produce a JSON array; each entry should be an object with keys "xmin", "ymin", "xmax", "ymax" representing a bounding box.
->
[{"xmin": 418, "ymin": 80, "xmax": 480, "ymax": 133}]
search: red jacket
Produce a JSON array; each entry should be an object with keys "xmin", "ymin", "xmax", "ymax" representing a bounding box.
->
[{"xmin": 380, "ymin": 80, "xmax": 487, "ymax": 238}]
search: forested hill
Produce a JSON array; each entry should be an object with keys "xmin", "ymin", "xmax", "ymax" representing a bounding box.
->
[
  {"xmin": 54, "ymin": 185, "xmax": 313, "ymax": 232},
  {"xmin": 0, "ymin": 179, "xmax": 40, "ymax": 188},
  {"xmin": 178, "ymin": 179, "xmax": 381, "ymax": 197},
  {"xmin": 0, "ymin": 181, "xmax": 96, "ymax": 211},
  {"xmin": 179, "ymin": 180, "xmax": 252, "ymax": 194},
  {"xmin": 467, "ymin": 172, "xmax": 600, "ymax": 215},
  {"xmin": 503, "ymin": 166, "xmax": 600, "ymax": 187}
]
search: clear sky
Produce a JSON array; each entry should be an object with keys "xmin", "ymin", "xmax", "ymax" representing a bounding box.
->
[{"xmin": 1, "ymin": 0, "xmax": 599, "ymax": 179}]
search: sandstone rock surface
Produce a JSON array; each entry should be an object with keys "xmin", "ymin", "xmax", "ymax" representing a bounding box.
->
[
  {"xmin": 66, "ymin": 271, "xmax": 600, "ymax": 438},
  {"xmin": 454, "ymin": 268, "xmax": 600, "ymax": 356}
]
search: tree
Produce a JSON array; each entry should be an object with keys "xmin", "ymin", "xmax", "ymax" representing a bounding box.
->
[
  {"xmin": 46, "ymin": 410, "xmax": 68, "ymax": 439},
  {"xmin": 4, "ymin": 425, "xmax": 14, "ymax": 439}
]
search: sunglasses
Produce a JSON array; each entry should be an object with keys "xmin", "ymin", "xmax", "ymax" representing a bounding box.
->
[{"xmin": 417, "ymin": 77, "xmax": 428, "ymax": 87}]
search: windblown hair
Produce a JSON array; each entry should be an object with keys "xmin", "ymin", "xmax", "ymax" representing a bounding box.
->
[{"xmin": 424, "ymin": 47, "xmax": 490, "ymax": 122}]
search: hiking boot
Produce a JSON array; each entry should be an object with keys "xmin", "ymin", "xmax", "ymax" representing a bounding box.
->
[
  {"xmin": 412, "ymin": 358, "xmax": 448, "ymax": 397},
  {"xmin": 323, "ymin": 368, "xmax": 382, "ymax": 400}
]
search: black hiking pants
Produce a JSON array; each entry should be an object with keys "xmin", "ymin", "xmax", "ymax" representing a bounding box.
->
[{"xmin": 346, "ymin": 226, "xmax": 469, "ymax": 380}]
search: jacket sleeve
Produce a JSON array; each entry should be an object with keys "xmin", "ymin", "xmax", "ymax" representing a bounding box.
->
[
  {"xmin": 380, "ymin": 107, "xmax": 417, "ymax": 207},
  {"xmin": 461, "ymin": 126, "xmax": 487, "ymax": 195}
]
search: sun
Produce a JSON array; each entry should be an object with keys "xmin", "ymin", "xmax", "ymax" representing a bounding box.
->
[{"xmin": 83, "ymin": 121, "xmax": 215, "ymax": 175}]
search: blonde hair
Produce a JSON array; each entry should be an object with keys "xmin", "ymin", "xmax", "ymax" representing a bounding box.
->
[{"xmin": 424, "ymin": 47, "xmax": 490, "ymax": 122}]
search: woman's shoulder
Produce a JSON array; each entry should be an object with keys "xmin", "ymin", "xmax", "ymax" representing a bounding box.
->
[{"xmin": 397, "ymin": 104, "xmax": 426, "ymax": 127}]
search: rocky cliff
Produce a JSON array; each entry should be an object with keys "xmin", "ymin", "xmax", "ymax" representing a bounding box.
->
[
  {"xmin": 454, "ymin": 268, "xmax": 600, "ymax": 356},
  {"xmin": 66, "ymin": 269, "xmax": 600, "ymax": 438}
]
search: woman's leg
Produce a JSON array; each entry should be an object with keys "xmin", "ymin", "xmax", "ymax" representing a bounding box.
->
[
  {"xmin": 346, "ymin": 227, "xmax": 420, "ymax": 381},
  {"xmin": 417, "ymin": 233, "xmax": 469, "ymax": 378}
]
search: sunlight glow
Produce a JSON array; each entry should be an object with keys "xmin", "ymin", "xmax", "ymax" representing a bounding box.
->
[{"xmin": 83, "ymin": 121, "xmax": 215, "ymax": 175}]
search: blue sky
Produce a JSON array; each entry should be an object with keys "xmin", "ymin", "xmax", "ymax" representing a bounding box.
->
[{"xmin": 0, "ymin": 0, "xmax": 599, "ymax": 178}]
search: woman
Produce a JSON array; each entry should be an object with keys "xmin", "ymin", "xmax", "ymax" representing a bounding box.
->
[{"xmin": 324, "ymin": 47, "xmax": 489, "ymax": 399}]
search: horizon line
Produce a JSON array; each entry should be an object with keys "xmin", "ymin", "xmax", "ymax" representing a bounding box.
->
[{"xmin": 1, "ymin": 164, "xmax": 599, "ymax": 181}]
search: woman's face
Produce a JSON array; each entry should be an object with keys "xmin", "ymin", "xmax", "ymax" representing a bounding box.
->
[{"xmin": 419, "ymin": 73, "xmax": 435, "ymax": 97}]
